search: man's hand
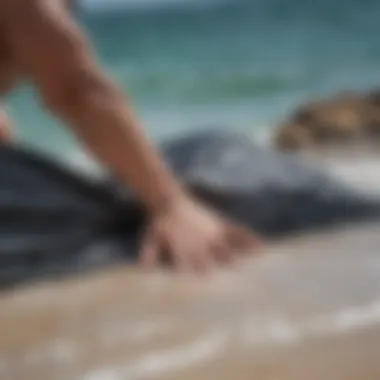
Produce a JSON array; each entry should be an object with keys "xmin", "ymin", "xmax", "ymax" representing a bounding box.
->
[{"xmin": 141, "ymin": 196, "xmax": 261, "ymax": 273}]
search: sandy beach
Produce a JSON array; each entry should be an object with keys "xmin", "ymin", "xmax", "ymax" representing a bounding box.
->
[{"xmin": 1, "ymin": 222, "xmax": 380, "ymax": 380}]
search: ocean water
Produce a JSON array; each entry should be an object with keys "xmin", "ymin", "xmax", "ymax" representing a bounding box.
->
[{"xmin": 4, "ymin": 0, "xmax": 380, "ymax": 163}]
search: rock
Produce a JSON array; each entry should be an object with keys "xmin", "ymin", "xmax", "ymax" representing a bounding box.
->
[
  {"xmin": 161, "ymin": 131, "xmax": 380, "ymax": 237},
  {"xmin": 274, "ymin": 90, "xmax": 378, "ymax": 151},
  {"xmin": 292, "ymin": 99, "xmax": 326, "ymax": 125},
  {"xmin": 310, "ymin": 99, "xmax": 364, "ymax": 142},
  {"xmin": 2, "ymin": 130, "xmax": 380, "ymax": 289},
  {"xmin": 362, "ymin": 89, "xmax": 380, "ymax": 135},
  {"xmin": 366, "ymin": 88, "xmax": 380, "ymax": 106},
  {"xmin": 273, "ymin": 122, "xmax": 313, "ymax": 151},
  {"xmin": 365, "ymin": 108, "xmax": 380, "ymax": 136}
]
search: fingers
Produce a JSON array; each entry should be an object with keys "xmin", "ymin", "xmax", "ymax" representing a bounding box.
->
[
  {"xmin": 170, "ymin": 238, "xmax": 213, "ymax": 275},
  {"xmin": 211, "ymin": 240, "xmax": 235, "ymax": 264},
  {"xmin": 193, "ymin": 244, "xmax": 214, "ymax": 274},
  {"xmin": 225, "ymin": 224, "xmax": 263, "ymax": 253},
  {"xmin": 139, "ymin": 220, "xmax": 263, "ymax": 274},
  {"xmin": 171, "ymin": 244, "xmax": 192, "ymax": 273},
  {"xmin": 139, "ymin": 229, "xmax": 159, "ymax": 269},
  {"xmin": 182, "ymin": 236, "xmax": 237, "ymax": 273}
]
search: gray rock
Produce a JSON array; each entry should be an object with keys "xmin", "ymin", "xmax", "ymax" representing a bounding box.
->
[{"xmin": 162, "ymin": 130, "xmax": 380, "ymax": 236}]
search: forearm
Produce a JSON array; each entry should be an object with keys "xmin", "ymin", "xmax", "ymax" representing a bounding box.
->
[
  {"xmin": 54, "ymin": 84, "xmax": 184, "ymax": 213},
  {"xmin": 4, "ymin": 0, "xmax": 184, "ymax": 212},
  {"xmin": 0, "ymin": 106, "xmax": 13, "ymax": 142}
]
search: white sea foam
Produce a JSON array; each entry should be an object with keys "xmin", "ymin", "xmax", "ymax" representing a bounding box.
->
[
  {"xmin": 242, "ymin": 298, "xmax": 380, "ymax": 348},
  {"xmin": 84, "ymin": 329, "xmax": 229, "ymax": 380},
  {"xmin": 84, "ymin": 299, "xmax": 380, "ymax": 379},
  {"xmin": 5, "ymin": 297, "xmax": 378, "ymax": 380}
]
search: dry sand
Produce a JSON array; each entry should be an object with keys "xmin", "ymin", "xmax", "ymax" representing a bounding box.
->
[{"xmin": 1, "ymin": 223, "xmax": 380, "ymax": 380}]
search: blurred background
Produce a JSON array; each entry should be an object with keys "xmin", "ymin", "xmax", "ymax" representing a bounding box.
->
[
  {"xmin": 3, "ymin": 2, "xmax": 380, "ymax": 379},
  {"xmin": 5, "ymin": 0, "xmax": 380, "ymax": 163}
]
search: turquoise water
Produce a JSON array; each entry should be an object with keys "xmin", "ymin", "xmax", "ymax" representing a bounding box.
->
[{"xmin": 5, "ymin": 0, "xmax": 380, "ymax": 161}]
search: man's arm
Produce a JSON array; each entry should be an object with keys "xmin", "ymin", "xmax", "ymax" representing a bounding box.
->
[
  {"xmin": 0, "ymin": 105, "xmax": 13, "ymax": 142},
  {"xmin": 3, "ymin": 0, "xmax": 184, "ymax": 213}
]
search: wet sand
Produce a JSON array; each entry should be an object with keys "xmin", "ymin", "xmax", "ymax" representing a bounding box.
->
[{"xmin": 1, "ymin": 223, "xmax": 380, "ymax": 380}]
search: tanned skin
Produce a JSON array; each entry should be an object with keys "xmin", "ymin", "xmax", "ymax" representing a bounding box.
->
[
  {"xmin": 0, "ymin": 107, "xmax": 12, "ymax": 141},
  {"xmin": 0, "ymin": 0, "xmax": 260, "ymax": 273}
]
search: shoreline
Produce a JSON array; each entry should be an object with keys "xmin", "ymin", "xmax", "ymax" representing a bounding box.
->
[{"xmin": 1, "ymin": 222, "xmax": 380, "ymax": 380}]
